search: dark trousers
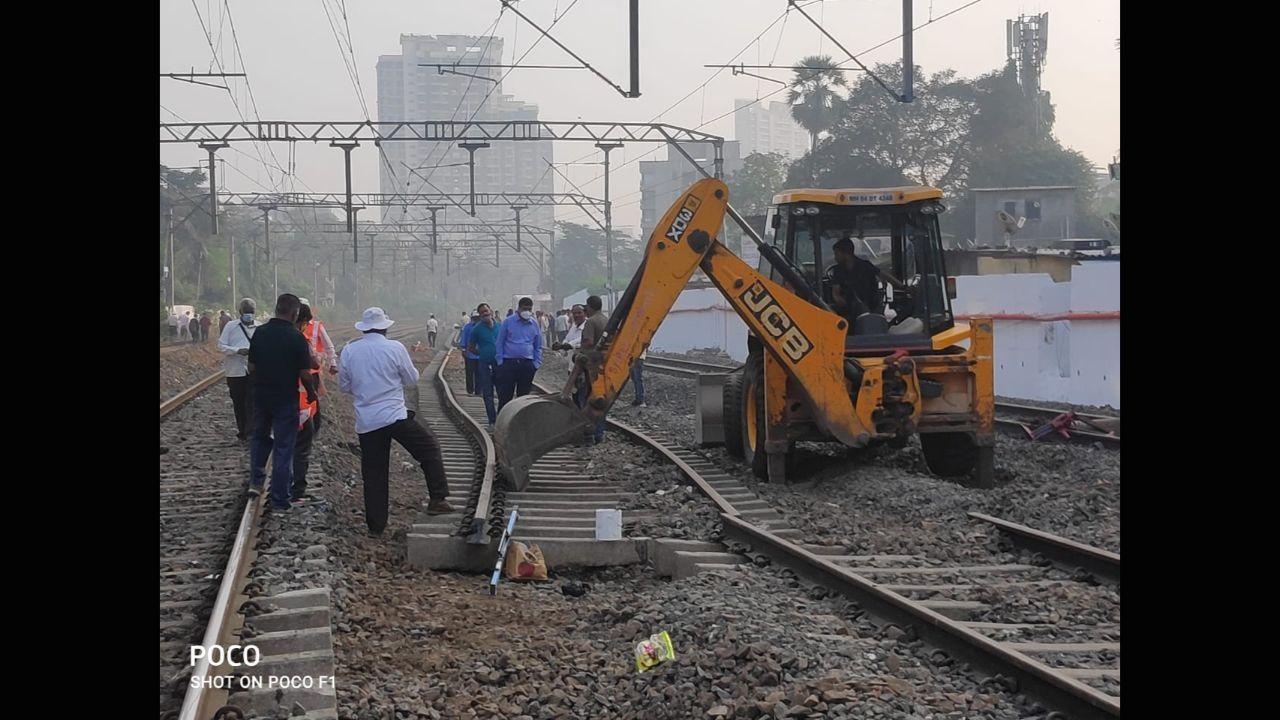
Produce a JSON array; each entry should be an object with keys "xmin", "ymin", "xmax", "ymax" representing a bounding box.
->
[
  {"xmin": 556, "ymin": 331, "xmax": 567, "ymax": 344},
  {"xmin": 631, "ymin": 359, "xmax": 645, "ymax": 405},
  {"xmin": 291, "ymin": 409, "xmax": 320, "ymax": 498},
  {"xmin": 475, "ymin": 359, "xmax": 498, "ymax": 425},
  {"xmin": 427, "ymin": 331, "xmax": 437, "ymax": 348},
  {"xmin": 464, "ymin": 357, "xmax": 478, "ymax": 394},
  {"xmin": 227, "ymin": 375, "xmax": 254, "ymax": 439},
  {"xmin": 495, "ymin": 358, "xmax": 536, "ymax": 411},
  {"xmin": 576, "ymin": 378, "xmax": 606, "ymax": 444},
  {"xmin": 357, "ymin": 416, "xmax": 449, "ymax": 534},
  {"xmin": 250, "ymin": 399, "xmax": 300, "ymax": 509}
]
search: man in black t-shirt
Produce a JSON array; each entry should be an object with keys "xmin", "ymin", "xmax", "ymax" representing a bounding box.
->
[
  {"xmin": 247, "ymin": 293, "xmax": 319, "ymax": 511},
  {"xmin": 827, "ymin": 238, "xmax": 905, "ymax": 325}
]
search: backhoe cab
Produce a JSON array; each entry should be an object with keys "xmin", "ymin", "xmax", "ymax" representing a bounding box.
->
[
  {"xmin": 726, "ymin": 187, "xmax": 994, "ymax": 486},
  {"xmin": 493, "ymin": 178, "xmax": 994, "ymax": 490}
]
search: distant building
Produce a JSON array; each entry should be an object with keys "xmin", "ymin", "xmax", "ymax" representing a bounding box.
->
[
  {"xmin": 734, "ymin": 100, "xmax": 810, "ymax": 160},
  {"xmin": 971, "ymin": 186, "xmax": 1077, "ymax": 248},
  {"xmin": 639, "ymin": 141, "xmax": 743, "ymax": 236},
  {"xmin": 376, "ymin": 35, "xmax": 553, "ymax": 289}
]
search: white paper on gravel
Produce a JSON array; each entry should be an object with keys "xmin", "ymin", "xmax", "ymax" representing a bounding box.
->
[{"xmin": 595, "ymin": 509, "xmax": 622, "ymax": 541}]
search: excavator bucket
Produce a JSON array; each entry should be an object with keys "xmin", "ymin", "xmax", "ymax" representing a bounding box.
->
[{"xmin": 493, "ymin": 393, "xmax": 591, "ymax": 491}]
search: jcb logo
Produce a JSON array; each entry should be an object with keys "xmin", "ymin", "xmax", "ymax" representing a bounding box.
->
[
  {"xmin": 664, "ymin": 194, "xmax": 702, "ymax": 243},
  {"xmin": 740, "ymin": 282, "xmax": 813, "ymax": 362}
]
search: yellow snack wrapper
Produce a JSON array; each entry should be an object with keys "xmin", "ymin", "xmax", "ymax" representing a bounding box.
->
[{"xmin": 635, "ymin": 631, "xmax": 676, "ymax": 673}]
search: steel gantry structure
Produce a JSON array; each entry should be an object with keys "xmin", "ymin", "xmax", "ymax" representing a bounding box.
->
[
  {"xmin": 158, "ymin": 120, "xmax": 722, "ymax": 147},
  {"xmin": 161, "ymin": 119, "xmax": 726, "ymax": 301}
]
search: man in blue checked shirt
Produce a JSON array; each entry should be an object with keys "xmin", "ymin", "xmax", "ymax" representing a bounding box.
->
[
  {"xmin": 494, "ymin": 296, "xmax": 543, "ymax": 411},
  {"xmin": 457, "ymin": 311, "xmax": 480, "ymax": 395}
]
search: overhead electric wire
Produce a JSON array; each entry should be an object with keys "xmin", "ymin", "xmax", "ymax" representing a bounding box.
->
[
  {"xmin": 546, "ymin": 1, "xmax": 810, "ymax": 221},
  {"xmin": 554, "ymin": 0, "xmax": 990, "ymax": 227},
  {"xmin": 219, "ymin": 0, "xmax": 291, "ymax": 191},
  {"xmin": 401, "ymin": 9, "xmax": 507, "ymax": 183},
  {"xmin": 405, "ymin": 0, "xmax": 586, "ymax": 194}
]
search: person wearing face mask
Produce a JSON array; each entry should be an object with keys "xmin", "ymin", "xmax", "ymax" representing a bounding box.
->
[
  {"xmin": 467, "ymin": 303, "xmax": 500, "ymax": 429},
  {"xmin": 494, "ymin": 296, "xmax": 543, "ymax": 411},
  {"xmin": 218, "ymin": 298, "xmax": 260, "ymax": 442}
]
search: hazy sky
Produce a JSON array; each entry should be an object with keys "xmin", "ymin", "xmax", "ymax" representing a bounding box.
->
[{"xmin": 160, "ymin": 0, "xmax": 1119, "ymax": 232}]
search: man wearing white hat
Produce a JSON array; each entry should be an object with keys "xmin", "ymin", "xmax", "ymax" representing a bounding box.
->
[{"xmin": 338, "ymin": 307, "xmax": 453, "ymax": 535}]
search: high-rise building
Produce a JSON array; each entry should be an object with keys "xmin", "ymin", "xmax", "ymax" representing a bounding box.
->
[
  {"xmin": 639, "ymin": 141, "xmax": 743, "ymax": 236},
  {"xmin": 376, "ymin": 35, "xmax": 554, "ymax": 290},
  {"xmin": 734, "ymin": 100, "xmax": 810, "ymax": 161}
]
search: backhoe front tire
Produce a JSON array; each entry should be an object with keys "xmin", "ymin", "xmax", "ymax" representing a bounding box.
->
[
  {"xmin": 741, "ymin": 353, "xmax": 769, "ymax": 480},
  {"xmin": 722, "ymin": 371, "xmax": 745, "ymax": 459},
  {"xmin": 921, "ymin": 432, "xmax": 993, "ymax": 488}
]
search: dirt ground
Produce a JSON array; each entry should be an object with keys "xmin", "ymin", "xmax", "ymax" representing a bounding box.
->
[{"xmin": 160, "ymin": 343, "xmax": 224, "ymax": 401}]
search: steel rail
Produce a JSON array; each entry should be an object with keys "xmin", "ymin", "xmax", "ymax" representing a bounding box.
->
[
  {"xmin": 609, "ymin": 356, "xmax": 1121, "ymax": 447},
  {"xmin": 524, "ymin": 374, "xmax": 1119, "ymax": 717},
  {"xmin": 176, "ymin": 495, "xmax": 262, "ymax": 720},
  {"xmin": 436, "ymin": 348, "xmax": 496, "ymax": 543},
  {"xmin": 718, "ymin": 514, "xmax": 1120, "ymax": 719},
  {"xmin": 645, "ymin": 356, "xmax": 740, "ymax": 372},
  {"xmin": 160, "ymin": 370, "xmax": 226, "ymax": 419},
  {"xmin": 993, "ymin": 417, "xmax": 1121, "ymax": 447},
  {"xmin": 969, "ymin": 512, "xmax": 1121, "ymax": 583},
  {"xmin": 166, "ymin": 322, "xmax": 425, "ymax": 719}
]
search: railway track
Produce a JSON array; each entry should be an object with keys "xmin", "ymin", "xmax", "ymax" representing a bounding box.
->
[
  {"xmin": 450, "ymin": 371, "xmax": 1118, "ymax": 718},
  {"xmin": 159, "ymin": 372, "xmax": 260, "ymax": 719},
  {"xmin": 645, "ymin": 354, "xmax": 1120, "ymax": 447},
  {"xmin": 644, "ymin": 355, "xmax": 741, "ymax": 378},
  {"xmin": 993, "ymin": 402, "xmax": 1120, "ymax": 447},
  {"xmin": 160, "ymin": 322, "xmax": 424, "ymax": 720}
]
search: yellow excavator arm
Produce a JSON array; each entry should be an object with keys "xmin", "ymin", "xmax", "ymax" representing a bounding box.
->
[
  {"xmin": 494, "ymin": 178, "xmax": 863, "ymax": 489},
  {"xmin": 581, "ymin": 177, "xmax": 860, "ymax": 445}
]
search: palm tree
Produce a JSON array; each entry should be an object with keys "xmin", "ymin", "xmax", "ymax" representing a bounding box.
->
[{"xmin": 786, "ymin": 55, "xmax": 848, "ymax": 183}]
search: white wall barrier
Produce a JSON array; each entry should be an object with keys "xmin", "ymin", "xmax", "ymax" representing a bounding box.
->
[
  {"xmin": 569, "ymin": 262, "xmax": 1119, "ymax": 408},
  {"xmin": 954, "ymin": 263, "xmax": 1119, "ymax": 408}
]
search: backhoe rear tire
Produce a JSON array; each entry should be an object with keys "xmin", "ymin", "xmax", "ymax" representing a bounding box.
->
[
  {"xmin": 722, "ymin": 371, "xmax": 745, "ymax": 459},
  {"xmin": 921, "ymin": 432, "xmax": 993, "ymax": 488}
]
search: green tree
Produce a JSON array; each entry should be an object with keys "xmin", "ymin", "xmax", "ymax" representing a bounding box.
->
[
  {"xmin": 824, "ymin": 62, "xmax": 977, "ymax": 193},
  {"xmin": 727, "ymin": 152, "xmax": 790, "ymax": 214},
  {"xmin": 550, "ymin": 221, "xmax": 644, "ymax": 303},
  {"xmin": 786, "ymin": 55, "xmax": 848, "ymax": 182},
  {"xmin": 726, "ymin": 152, "xmax": 792, "ymax": 252},
  {"xmin": 959, "ymin": 61, "xmax": 1101, "ymax": 239}
]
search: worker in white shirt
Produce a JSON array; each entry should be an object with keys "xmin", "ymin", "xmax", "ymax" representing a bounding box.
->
[
  {"xmin": 554, "ymin": 304, "xmax": 587, "ymax": 355},
  {"xmin": 339, "ymin": 307, "xmax": 454, "ymax": 536},
  {"xmin": 178, "ymin": 311, "xmax": 192, "ymax": 341},
  {"xmin": 218, "ymin": 298, "xmax": 258, "ymax": 442},
  {"xmin": 426, "ymin": 313, "xmax": 439, "ymax": 348}
]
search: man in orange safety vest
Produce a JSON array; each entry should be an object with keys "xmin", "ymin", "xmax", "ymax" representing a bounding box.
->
[{"xmin": 291, "ymin": 300, "xmax": 336, "ymax": 503}]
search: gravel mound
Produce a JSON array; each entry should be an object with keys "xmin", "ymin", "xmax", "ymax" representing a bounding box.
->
[
  {"xmin": 270, "ymin": 345, "xmax": 1118, "ymax": 719},
  {"xmin": 605, "ymin": 372, "xmax": 1120, "ymax": 554},
  {"xmin": 160, "ymin": 344, "xmax": 224, "ymax": 401}
]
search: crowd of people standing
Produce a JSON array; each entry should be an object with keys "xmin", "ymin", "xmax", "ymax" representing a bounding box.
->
[
  {"xmin": 165, "ymin": 309, "xmax": 219, "ymax": 343},
  {"xmin": 196, "ymin": 291, "xmax": 648, "ymax": 539}
]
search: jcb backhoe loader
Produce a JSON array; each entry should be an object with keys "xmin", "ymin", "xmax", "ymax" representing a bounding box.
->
[{"xmin": 494, "ymin": 177, "xmax": 994, "ymax": 489}]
